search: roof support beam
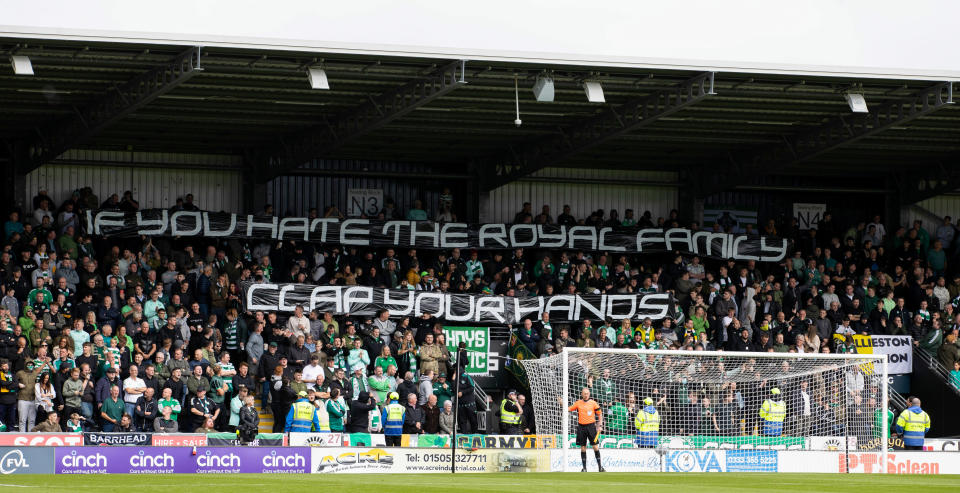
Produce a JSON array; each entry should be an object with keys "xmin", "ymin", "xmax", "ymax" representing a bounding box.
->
[
  {"xmin": 266, "ymin": 59, "xmax": 468, "ymax": 178},
  {"xmin": 27, "ymin": 46, "xmax": 202, "ymax": 171},
  {"xmin": 700, "ymin": 81, "xmax": 954, "ymax": 196},
  {"xmin": 479, "ymin": 72, "xmax": 716, "ymax": 191}
]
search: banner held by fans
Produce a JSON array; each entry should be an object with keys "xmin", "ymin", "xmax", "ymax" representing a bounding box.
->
[
  {"xmin": 85, "ymin": 209, "xmax": 788, "ymax": 262},
  {"xmin": 443, "ymin": 326, "xmax": 490, "ymax": 375},
  {"xmin": 244, "ymin": 283, "xmax": 673, "ymax": 324}
]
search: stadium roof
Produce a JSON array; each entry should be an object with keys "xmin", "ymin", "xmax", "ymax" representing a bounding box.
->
[{"xmin": 1, "ymin": 36, "xmax": 959, "ymax": 197}]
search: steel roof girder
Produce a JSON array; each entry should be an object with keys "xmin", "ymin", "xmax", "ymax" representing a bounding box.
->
[
  {"xmin": 268, "ymin": 59, "xmax": 467, "ymax": 176},
  {"xmin": 480, "ymin": 71, "xmax": 716, "ymax": 190},
  {"xmin": 26, "ymin": 46, "xmax": 203, "ymax": 170}
]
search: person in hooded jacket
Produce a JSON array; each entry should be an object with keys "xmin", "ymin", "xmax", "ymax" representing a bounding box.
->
[{"xmin": 348, "ymin": 391, "xmax": 377, "ymax": 432}]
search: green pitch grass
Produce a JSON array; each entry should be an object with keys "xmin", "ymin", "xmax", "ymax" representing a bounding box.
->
[{"xmin": 5, "ymin": 473, "xmax": 959, "ymax": 492}]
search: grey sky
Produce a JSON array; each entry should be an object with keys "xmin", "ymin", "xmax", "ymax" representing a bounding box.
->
[{"xmin": 3, "ymin": 0, "xmax": 958, "ymax": 79}]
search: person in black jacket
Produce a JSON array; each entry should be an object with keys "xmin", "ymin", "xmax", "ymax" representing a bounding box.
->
[
  {"xmin": 134, "ymin": 387, "xmax": 158, "ymax": 431},
  {"xmin": 238, "ymin": 395, "xmax": 259, "ymax": 444},
  {"xmin": 232, "ymin": 362, "xmax": 256, "ymax": 399},
  {"xmin": 402, "ymin": 393, "xmax": 424, "ymax": 434},
  {"xmin": 396, "ymin": 371, "xmax": 419, "ymax": 403},
  {"xmin": 348, "ymin": 391, "xmax": 377, "ymax": 432},
  {"xmin": 455, "ymin": 369, "xmax": 478, "ymax": 434},
  {"xmin": 258, "ymin": 342, "xmax": 282, "ymax": 409},
  {"xmin": 0, "ymin": 359, "xmax": 17, "ymax": 429}
]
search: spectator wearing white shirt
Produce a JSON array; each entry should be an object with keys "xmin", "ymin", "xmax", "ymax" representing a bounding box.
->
[
  {"xmin": 122, "ymin": 365, "xmax": 147, "ymax": 418},
  {"xmin": 302, "ymin": 355, "xmax": 325, "ymax": 390},
  {"xmin": 286, "ymin": 305, "xmax": 310, "ymax": 339}
]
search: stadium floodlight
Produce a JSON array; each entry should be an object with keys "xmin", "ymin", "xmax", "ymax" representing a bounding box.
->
[
  {"xmin": 307, "ymin": 67, "xmax": 329, "ymax": 90},
  {"xmin": 10, "ymin": 55, "xmax": 33, "ymax": 75},
  {"xmin": 532, "ymin": 74, "xmax": 555, "ymax": 102},
  {"xmin": 845, "ymin": 92, "xmax": 868, "ymax": 113},
  {"xmin": 583, "ymin": 80, "xmax": 605, "ymax": 103},
  {"xmin": 521, "ymin": 347, "xmax": 888, "ymax": 471}
]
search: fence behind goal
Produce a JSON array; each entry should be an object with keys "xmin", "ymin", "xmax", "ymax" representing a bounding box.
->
[{"xmin": 520, "ymin": 348, "xmax": 888, "ymax": 456}]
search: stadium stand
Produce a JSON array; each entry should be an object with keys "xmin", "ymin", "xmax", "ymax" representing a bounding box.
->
[{"xmin": 1, "ymin": 186, "xmax": 958, "ymax": 441}]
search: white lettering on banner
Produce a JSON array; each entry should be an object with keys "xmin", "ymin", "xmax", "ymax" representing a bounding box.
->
[
  {"xmin": 278, "ymin": 217, "xmax": 308, "ymax": 240},
  {"xmin": 86, "ymin": 210, "xmax": 790, "ymax": 261},
  {"xmin": 129, "ymin": 451, "xmax": 175, "ymax": 468},
  {"xmin": 664, "ymin": 228, "xmax": 692, "ymax": 253},
  {"xmin": 137, "ymin": 210, "xmax": 169, "ymax": 235},
  {"xmin": 440, "ymin": 223, "xmax": 468, "ymax": 248},
  {"xmin": 94, "ymin": 210, "xmax": 125, "ymax": 235},
  {"xmin": 537, "ymin": 225, "xmax": 566, "ymax": 248},
  {"xmin": 381, "ymin": 221, "xmax": 404, "ymax": 245},
  {"xmin": 410, "ymin": 221, "xmax": 439, "ymax": 247},
  {"xmin": 382, "ymin": 289, "xmax": 414, "ymax": 316},
  {"xmin": 245, "ymin": 284, "xmax": 673, "ymax": 323},
  {"xmin": 310, "ymin": 218, "xmax": 337, "ymax": 243},
  {"xmin": 475, "ymin": 297, "xmax": 505, "ymax": 323},
  {"xmin": 197, "ymin": 450, "xmax": 240, "ymax": 468},
  {"xmin": 171, "ymin": 211, "xmax": 202, "ymax": 236},
  {"xmin": 247, "ymin": 215, "xmax": 278, "ymax": 238},
  {"xmin": 598, "ymin": 228, "xmax": 624, "ymax": 251},
  {"xmin": 567, "ymin": 226, "xmax": 596, "ymax": 249},
  {"xmin": 732, "ymin": 235, "xmax": 759, "ymax": 261},
  {"xmin": 7, "ymin": 435, "xmax": 84, "ymax": 447},
  {"xmin": 61, "ymin": 450, "xmax": 107, "ymax": 468},
  {"xmin": 278, "ymin": 285, "xmax": 297, "ymax": 312},
  {"xmin": 478, "ymin": 224, "xmax": 508, "ymax": 248},
  {"xmin": 340, "ymin": 219, "xmax": 369, "ymax": 245},
  {"xmin": 509, "ymin": 224, "xmax": 537, "ymax": 247},
  {"xmin": 263, "ymin": 451, "xmax": 306, "ymax": 468},
  {"xmin": 203, "ymin": 212, "xmax": 237, "ymax": 237},
  {"xmin": 246, "ymin": 283, "xmax": 280, "ymax": 311},
  {"xmin": 445, "ymin": 295, "xmax": 475, "ymax": 322},
  {"xmin": 413, "ymin": 291, "xmax": 445, "ymax": 317}
]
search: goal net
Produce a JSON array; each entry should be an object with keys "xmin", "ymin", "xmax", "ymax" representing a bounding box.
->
[{"xmin": 521, "ymin": 348, "xmax": 888, "ymax": 453}]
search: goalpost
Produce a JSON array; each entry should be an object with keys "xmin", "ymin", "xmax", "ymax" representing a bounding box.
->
[{"xmin": 521, "ymin": 348, "xmax": 888, "ymax": 472}]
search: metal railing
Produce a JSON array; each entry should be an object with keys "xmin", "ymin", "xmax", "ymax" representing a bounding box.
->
[{"xmin": 915, "ymin": 345, "xmax": 960, "ymax": 398}]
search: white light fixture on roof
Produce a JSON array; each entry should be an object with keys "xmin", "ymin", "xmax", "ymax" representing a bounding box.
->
[
  {"xmin": 844, "ymin": 92, "xmax": 868, "ymax": 113},
  {"xmin": 10, "ymin": 55, "xmax": 33, "ymax": 75},
  {"xmin": 532, "ymin": 74, "xmax": 554, "ymax": 102},
  {"xmin": 583, "ymin": 80, "xmax": 605, "ymax": 103},
  {"xmin": 307, "ymin": 67, "xmax": 329, "ymax": 90}
]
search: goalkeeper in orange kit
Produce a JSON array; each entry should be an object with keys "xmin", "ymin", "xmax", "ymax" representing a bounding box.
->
[{"xmin": 568, "ymin": 387, "xmax": 605, "ymax": 472}]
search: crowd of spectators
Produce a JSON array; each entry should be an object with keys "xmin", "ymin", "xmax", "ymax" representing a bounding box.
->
[{"xmin": 1, "ymin": 187, "xmax": 959, "ymax": 438}]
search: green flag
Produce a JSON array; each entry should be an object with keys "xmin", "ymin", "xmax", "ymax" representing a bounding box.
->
[{"xmin": 505, "ymin": 330, "xmax": 536, "ymax": 389}]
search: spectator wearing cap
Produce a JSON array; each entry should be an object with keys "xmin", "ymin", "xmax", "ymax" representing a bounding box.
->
[
  {"xmin": 189, "ymin": 386, "xmax": 218, "ymax": 432},
  {"xmin": 499, "ymin": 389, "xmax": 523, "ymax": 435}
]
